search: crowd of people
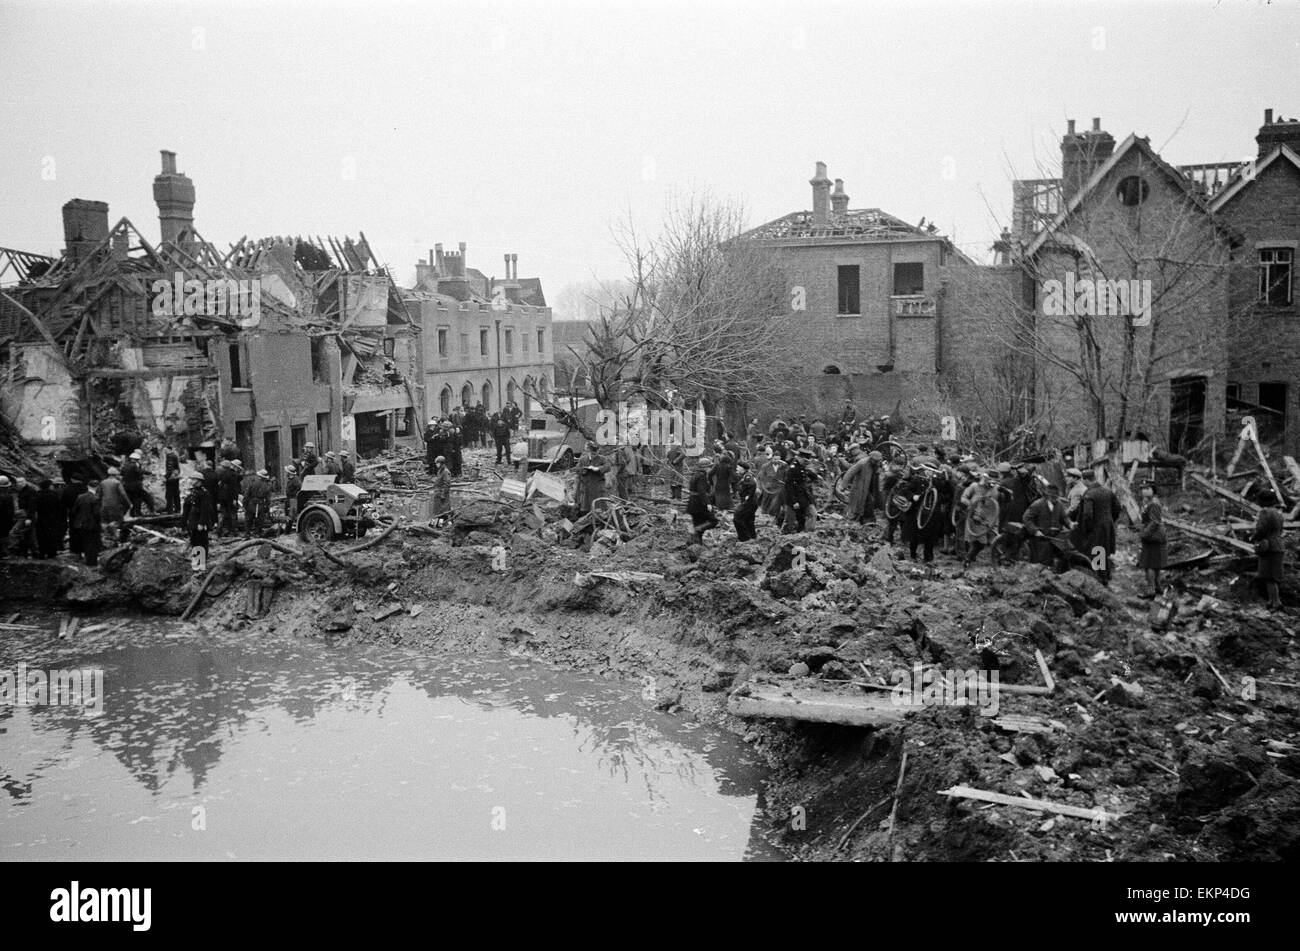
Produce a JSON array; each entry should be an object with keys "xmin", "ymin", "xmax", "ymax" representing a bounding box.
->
[
  {"xmin": 634, "ymin": 400, "xmax": 1287, "ymax": 608},
  {"xmin": 0, "ymin": 398, "xmax": 1288, "ymax": 609},
  {"xmin": 0, "ymin": 435, "xmax": 367, "ymax": 567},
  {"xmin": 423, "ymin": 400, "xmax": 523, "ymax": 473}
]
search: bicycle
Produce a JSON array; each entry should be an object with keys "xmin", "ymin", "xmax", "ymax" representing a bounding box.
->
[{"xmin": 884, "ymin": 462, "xmax": 944, "ymax": 530}]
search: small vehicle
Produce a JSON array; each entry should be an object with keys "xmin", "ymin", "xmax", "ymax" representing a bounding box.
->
[
  {"xmin": 295, "ymin": 475, "xmax": 376, "ymax": 542},
  {"xmin": 524, "ymin": 419, "xmax": 583, "ymax": 472}
]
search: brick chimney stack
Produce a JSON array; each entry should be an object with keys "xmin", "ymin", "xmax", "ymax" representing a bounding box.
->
[
  {"xmin": 830, "ymin": 178, "xmax": 849, "ymax": 217},
  {"xmin": 61, "ymin": 199, "xmax": 109, "ymax": 264},
  {"xmin": 1060, "ymin": 117, "xmax": 1116, "ymax": 202},
  {"xmin": 1256, "ymin": 107, "xmax": 1300, "ymax": 157},
  {"xmin": 437, "ymin": 242, "xmax": 470, "ymax": 300},
  {"xmin": 810, "ymin": 161, "xmax": 831, "ymax": 227},
  {"xmin": 153, "ymin": 150, "xmax": 196, "ymax": 248}
]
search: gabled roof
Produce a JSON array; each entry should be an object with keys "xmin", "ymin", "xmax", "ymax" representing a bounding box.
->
[
  {"xmin": 739, "ymin": 207, "xmax": 937, "ymax": 242},
  {"xmin": 1024, "ymin": 133, "xmax": 1239, "ymax": 257},
  {"xmin": 1209, "ymin": 144, "xmax": 1300, "ymax": 211}
]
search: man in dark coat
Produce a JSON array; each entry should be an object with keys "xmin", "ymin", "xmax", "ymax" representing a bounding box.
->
[
  {"xmin": 575, "ymin": 443, "xmax": 609, "ymax": 516},
  {"xmin": 301, "ymin": 443, "xmax": 320, "ymax": 476},
  {"xmin": 709, "ymin": 448, "xmax": 735, "ymax": 511},
  {"xmin": 1023, "ymin": 483, "xmax": 1073, "ymax": 571},
  {"xmin": 121, "ymin": 450, "xmax": 154, "ymax": 515},
  {"xmin": 164, "ymin": 447, "xmax": 182, "ymax": 514},
  {"xmin": 665, "ymin": 445, "xmax": 686, "ymax": 500},
  {"xmin": 284, "ymin": 465, "xmax": 302, "ymax": 521},
  {"xmin": 70, "ymin": 480, "xmax": 102, "ymax": 567},
  {"xmin": 491, "ymin": 414, "xmax": 513, "ymax": 466},
  {"xmin": 182, "ymin": 476, "xmax": 214, "ymax": 559},
  {"xmin": 446, "ymin": 425, "xmax": 463, "ymax": 477},
  {"xmin": 216, "ymin": 461, "xmax": 243, "ymax": 536},
  {"xmin": 782, "ymin": 453, "xmax": 813, "ymax": 534},
  {"xmin": 733, "ymin": 461, "xmax": 758, "ymax": 541},
  {"xmin": 242, "ymin": 469, "xmax": 272, "ymax": 537},
  {"xmin": 339, "ymin": 450, "xmax": 356, "ymax": 484},
  {"xmin": 1073, "ymin": 471, "xmax": 1121, "ymax": 585},
  {"xmin": 34, "ymin": 479, "xmax": 65, "ymax": 559},
  {"xmin": 686, "ymin": 459, "xmax": 717, "ymax": 543},
  {"xmin": 62, "ymin": 476, "xmax": 86, "ymax": 557},
  {"xmin": 839, "ymin": 449, "xmax": 880, "ymax": 524}
]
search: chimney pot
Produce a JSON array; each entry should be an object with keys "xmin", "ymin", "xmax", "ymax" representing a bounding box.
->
[
  {"xmin": 1265, "ymin": 108, "xmax": 1274, "ymax": 124},
  {"xmin": 1091, "ymin": 117, "xmax": 1101, "ymax": 132},
  {"xmin": 1067, "ymin": 119, "xmax": 1075, "ymax": 135},
  {"xmin": 809, "ymin": 161, "xmax": 832, "ymax": 227},
  {"xmin": 160, "ymin": 150, "xmax": 176, "ymax": 174}
]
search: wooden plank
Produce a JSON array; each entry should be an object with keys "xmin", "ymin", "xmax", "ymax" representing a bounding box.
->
[
  {"xmin": 1165, "ymin": 515, "xmax": 1256, "ymax": 554},
  {"xmin": 938, "ymin": 785, "xmax": 1121, "ymax": 822},
  {"xmin": 728, "ymin": 682, "xmax": 908, "ymax": 728},
  {"xmin": 1105, "ymin": 458, "xmax": 1142, "ymax": 524},
  {"xmin": 1225, "ymin": 431, "xmax": 1249, "ymax": 477},
  {"xmin": 1188, "ymin": 472, "xmax": 1260, "ymax": 515},
  {"xmin": 991, "ymin": 714, "xmax": 1056, "ymax": 734},
  {"xmin": 1248, "ymin": 429, "xmax": 1286, "ymax": 506}
]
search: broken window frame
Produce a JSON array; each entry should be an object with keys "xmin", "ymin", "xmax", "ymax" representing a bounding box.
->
[
  {"xmin": 836, "ymin": 264, "xmax": 861, "ymax": 316},
  {"xmin": 892, "ymin": 262, "xmax": 925, "ymax": 296},
  {"xmin": 1258, "ymin": 247, "xmax": 1294, "ymax": 306}
]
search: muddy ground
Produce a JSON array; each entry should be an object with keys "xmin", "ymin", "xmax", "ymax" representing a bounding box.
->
[{"xmin": 4, "ymin": 490, "xmax": 1299, "ymax": 862}]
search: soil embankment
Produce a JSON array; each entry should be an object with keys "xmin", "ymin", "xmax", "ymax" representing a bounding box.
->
[{"xmin": 5, "ymin": 510, "xmax": 1298, "ymax": 862}]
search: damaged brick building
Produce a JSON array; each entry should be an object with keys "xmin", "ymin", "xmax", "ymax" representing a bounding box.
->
[
  {"xmin": 403, "ymin": 244, "xmax": 553, "ymax": 420},
  {"xmin": 0, "ymin": 151, "xmax": 420, "ymax": 482},
  {"xmin": 737, "ymin": 162, "xmax": 972, "ymax": 419},
  {"xmin": 1002, "ymin": 111, "xmax": 1300, "ymax": 457}
]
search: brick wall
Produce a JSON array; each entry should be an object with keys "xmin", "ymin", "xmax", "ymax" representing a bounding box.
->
[
  {"xmin": 1024, "ymin": 148, "xmax": 1231, "ymax": 450},
  {"xmin": 1215, "ymin": 154, "xmax": 1300, "ymax": 455}
]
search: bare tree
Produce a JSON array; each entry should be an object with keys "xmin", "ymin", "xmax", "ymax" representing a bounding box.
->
[{"xmin": 558, "ymin": 193, "xmax": 787, "ymax": 433}]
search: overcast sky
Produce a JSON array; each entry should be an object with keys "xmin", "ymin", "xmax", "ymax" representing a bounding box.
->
[{"xmin": 2, "ymin": 0, "xmax": 1298, "ymax": 313}]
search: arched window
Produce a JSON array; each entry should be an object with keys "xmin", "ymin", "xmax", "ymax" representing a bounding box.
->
[
  {"xmin": 522, "ymin": 376, "xmax": 535, "ymax": 418},
  {"xmin": 507, "ymin": 379, "xmax": 518, "ymax": 407},
  {"xmin": 482, "ymin": 380, "xmax": 493, "ymax": 412},
  {"xmin": 461, "ymin": 383, "xmax": 473, "ymax": 408},
  {"xmin": 538, "ymin": 374, "xmax": 549, "ymax": 400},
  {"xmin": 439, "ymin": 386, "xmax": 452, "ymax": 416},
  {"xmin": 823, "ymin": 365, "xmax": 842, "ymax": 374}
]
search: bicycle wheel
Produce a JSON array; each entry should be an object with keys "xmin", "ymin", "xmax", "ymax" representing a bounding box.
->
[
  {"xmin": 916, "ymin": 485, "xmax": 939, "ymax": 529},
  {"xmin": 877, "ymin": 440, "xmax": 908, "ymax": 466},
  {"xmin": 885, "ymin": 492, "xmax": 912, "ymax": 520}
]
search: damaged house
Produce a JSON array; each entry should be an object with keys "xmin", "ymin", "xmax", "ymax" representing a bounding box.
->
[{"xmin": 0, "ymin": 150, "xmax": 420, "ymax": 483}]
